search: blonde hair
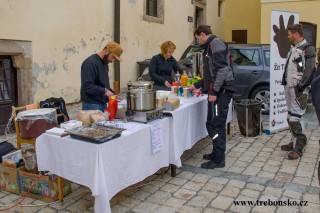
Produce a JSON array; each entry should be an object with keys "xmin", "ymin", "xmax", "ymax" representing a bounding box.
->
[{"xmin": 160, "ymin": 41, "xmax": 176, "ymax": 56}]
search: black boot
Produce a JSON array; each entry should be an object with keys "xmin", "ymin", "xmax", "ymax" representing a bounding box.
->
[
  {"xmin": 281, "ymin": 142, "xmax": 293, "ymax": 151},
  {"xmin": 203, "ymin": 153, "xmax": 213, "ymax": 160},
  {"xmin": 201, "ymin": 156, "xmax": 225, "ymax": 169}
]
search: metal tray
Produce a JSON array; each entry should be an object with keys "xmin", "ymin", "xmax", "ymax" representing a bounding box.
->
[{"xmin": 66, "ymin": 124, "xmax": 125, "ymax": 144}]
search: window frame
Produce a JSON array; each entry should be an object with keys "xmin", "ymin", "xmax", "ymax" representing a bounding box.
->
[
  {"xmin": 143, "ymin": 0, "xmax": 164, "ymax": 24},
  {"xmin": 230, "ymin": 48, "xmax": 261, "ymax": 66},
  {"xmin": 263, "ymin": 49, "xmax": 270, "ymax": 67}
]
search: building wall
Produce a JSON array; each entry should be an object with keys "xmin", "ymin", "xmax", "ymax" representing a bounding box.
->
[
  {"xmin": 119, "ymin": 0, "xmax": 195, "ymax": 88},
  {"xmin": 224, "ymin": 0, "xmax": 261, "ymax": 43},
  {"xmin": 0, "ymin": 0, "xmax": 219, "ymax": 105},
  {"xmin": 0, "ymin": 0, "xmax": 114, "ymax": 104},
  {"xmin": 207, "ymin": 0, "xmax": 225, "ymax": 38},
  {"xmin": 261, "ymin": 0, "xmax": 320, "ymax": 48}
]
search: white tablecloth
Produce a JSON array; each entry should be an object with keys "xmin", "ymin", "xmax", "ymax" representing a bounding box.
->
[
  {"xmin": 165, "ymin": 95, "xmax": 208, "ymax": 167},
  {"xmin": 36, "ymin": 118, "xmax": 170, "ymax": 213},
  {"xmin": 36, "ymin": 95, "xmax": 233, "ymax": 212}
]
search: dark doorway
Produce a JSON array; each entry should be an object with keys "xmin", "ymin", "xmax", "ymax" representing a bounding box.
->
[
  {"xmin": 194, "ymin": 5, "xmax": 205, "ymax": 44},
  {"xmin": 232, "ymin": 30, "xmax": 248, "ymax": 44},
  {"xmin": 195, "ymin": 6, "xmax": 204, "ymax": 30},
  {"xmin": 300, "ymin": 22, "xmax": 317, "ymax": 48},
  {"xmin": 0, "ymin": 56, "xmax": 17, "ymax": 135}
]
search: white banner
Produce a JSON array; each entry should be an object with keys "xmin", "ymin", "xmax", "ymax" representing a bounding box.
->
[{"xmin": 267, "ymin": 10, "xmax": 299, "ymax": 134}]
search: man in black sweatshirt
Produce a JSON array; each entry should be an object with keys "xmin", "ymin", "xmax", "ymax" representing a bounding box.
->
[
  {"xmin": 80, "ymin": 42, "xmax": 123, "ymax": 112},
  {"xmin": 190, "ymin": 25, "xmax": 235, "ymax": 169}
]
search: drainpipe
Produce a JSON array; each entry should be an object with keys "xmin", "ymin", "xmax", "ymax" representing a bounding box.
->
[{"xmin": 114, "ymin": 0, "xmax": 120, "ymax": 94}]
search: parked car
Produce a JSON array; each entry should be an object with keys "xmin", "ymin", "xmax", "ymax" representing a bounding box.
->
[{"xmin": 178, "ymin": 43, "xmax": 270, "ymax": 114}]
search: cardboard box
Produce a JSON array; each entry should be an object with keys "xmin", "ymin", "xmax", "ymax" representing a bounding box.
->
[
  {"xmin": 0, "ymin": 164, "xmax": 23, "ymax": 194},
  {"xmin": 19, "ymin": 168, "xmax": 71, "ymax": 202},
  {"xmin": 163, "ymin": 98, "xmax": 180, "ymax": 111},
  {"xmin": 2, "ymin": 150, "xmax": 22, "ymax": 167}
]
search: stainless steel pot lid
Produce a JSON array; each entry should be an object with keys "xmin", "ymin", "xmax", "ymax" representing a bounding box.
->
[{"xmin": 127, "ymin": 78, "xmax": 154, "ymax": 90}]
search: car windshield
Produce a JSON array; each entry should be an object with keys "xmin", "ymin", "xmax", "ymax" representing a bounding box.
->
[
  {"xmin": 185, "ymin": 47, "xmax": 202, "ymax": 58},
  {"xmin": 179, "ymin": 44, "xmax": 202, "ymax": 61}
]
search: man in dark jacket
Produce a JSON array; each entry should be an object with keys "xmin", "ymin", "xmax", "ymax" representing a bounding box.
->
[
  {"xmin": 80, "ymin": 42, "xmax": 123, "ymax": 112},
  {"xmin": 190, "ymin": 25, "xmax": 235, "ymax": 169},
  {"xmin": 311, "ymin": 49, "xmax": 320, "ymax": 193}
]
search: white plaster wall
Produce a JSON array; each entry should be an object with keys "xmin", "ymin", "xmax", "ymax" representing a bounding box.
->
[
  {"xmin": 0, "ymin": 0, "xmax": 114, "ymax": 103},
  {"xmin": 119, "ymin": 0, "xmax": 195, "ymax": 88},
  {"xmin": 0, "ymin": 0, "xmax": 219, "ymax": 104}
]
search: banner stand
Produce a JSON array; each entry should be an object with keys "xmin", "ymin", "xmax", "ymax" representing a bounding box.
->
[
  {"xmin": 268, "ymin": 10, "xmax": 299, "ymax": 134},
  {"xmin": 265, "ymin": 126, "xmax": 289, "ymax": 135}
]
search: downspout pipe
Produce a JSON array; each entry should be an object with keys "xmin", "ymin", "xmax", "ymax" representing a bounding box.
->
[{"xmin": 114, "ymin": 0, "xmax": 120, "ymax": 94}]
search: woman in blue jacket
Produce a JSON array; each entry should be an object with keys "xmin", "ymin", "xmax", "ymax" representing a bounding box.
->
[{"xmin": 149, "ymin": 41, "xmax": 182, "ymax": 90}]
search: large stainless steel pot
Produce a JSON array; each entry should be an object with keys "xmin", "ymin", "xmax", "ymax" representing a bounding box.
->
[
  {"xmin": 127, "ymin": 79, "xmax": 154, "ymax": 91},
  {"xmin": 127, "ymin": 89, "xmax": 156, "ymax": 111}
]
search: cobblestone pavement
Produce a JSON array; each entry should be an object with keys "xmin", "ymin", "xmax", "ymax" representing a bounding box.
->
[{"xmin": 1, "ymin": 104, "xmax": 319, "ymax": 212}]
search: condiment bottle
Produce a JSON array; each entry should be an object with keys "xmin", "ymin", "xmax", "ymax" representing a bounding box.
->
[
  {"xmin": 106, "ymin": 96, "xmax": 118, "ymax": 120},
  {"xmin": 171, "ymin": 81, "xmax": 179, "ymax": 94}
]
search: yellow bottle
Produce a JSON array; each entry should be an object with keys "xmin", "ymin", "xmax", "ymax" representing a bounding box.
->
[{"xmin": 181, "ymin": 71, "xmax": 188, "ymax": 87}]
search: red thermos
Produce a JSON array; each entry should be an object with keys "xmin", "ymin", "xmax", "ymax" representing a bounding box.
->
[{"xmin": 106, "ymin": 96, "xmax": 118, "ymax": 120}]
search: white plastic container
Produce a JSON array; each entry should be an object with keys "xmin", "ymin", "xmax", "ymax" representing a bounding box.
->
[{"xmin": 60, "ymin": 120, "xmax": 83, "ymax": 130}]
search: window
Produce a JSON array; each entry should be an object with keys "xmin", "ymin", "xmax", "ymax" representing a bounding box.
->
[
  {"xmin": 263, "ymin": 50, "xmax": 270, "ymax": 67},
  {"xmin": 0, "ymin": 57, "xmax": 15, "ymax": 103},
  {"xmin": 143, "ymin": 0, "xmax": 164, "ymax": 24},
  {"xmin": 300, "ymin": 22, "xmax": 317, "ymax": 47},
  {"xmin": 231, "ymin": 49, "xmax": 260, "ymax": 66},
  {"xmin": 218, "ymin": 0, "xmax": 222, "ymax": 17},
  {"xmin": 146, "ymin": 0, "xmax": 157, "ymax": 17},
  {"xmin": 232, "ymin": 30, "xmax": 247, "ymax": 44}
]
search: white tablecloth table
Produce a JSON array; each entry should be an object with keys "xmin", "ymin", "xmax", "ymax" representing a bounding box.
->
[
  {"xmin": 36, "ymin": 95, "xmax": 231, "ymax": 212},
  {"xmin": 164, "ymin": 95, "xmax": 208, "ymax": 167},
  {"xmin": 36, "ymin": 118, "xmax": 170, "ymax": 213}
]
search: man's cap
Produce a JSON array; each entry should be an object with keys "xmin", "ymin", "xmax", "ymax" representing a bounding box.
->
[{"xmin": 106, "ymin": 42, "xmax": 123, "ymax": 61}]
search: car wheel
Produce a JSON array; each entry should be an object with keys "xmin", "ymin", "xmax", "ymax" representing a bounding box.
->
[{"xmin": 250, "ymin": 86, "xmax": 270, "ymax": 115}]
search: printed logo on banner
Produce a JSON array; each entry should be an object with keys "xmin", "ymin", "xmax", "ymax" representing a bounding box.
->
[{"xmin": 271, "ymin": 119, "xmax": 285, "ymax": 127}]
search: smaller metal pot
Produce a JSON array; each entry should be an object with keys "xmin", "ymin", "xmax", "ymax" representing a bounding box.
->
[{"xmin": 127, "ymin": 79, "xmax": 154, "ymax": 91}]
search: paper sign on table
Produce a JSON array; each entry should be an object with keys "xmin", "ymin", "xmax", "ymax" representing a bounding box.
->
[{"xmin": 150, "ymin": 122, "xmax": 163, "ymax": 154}]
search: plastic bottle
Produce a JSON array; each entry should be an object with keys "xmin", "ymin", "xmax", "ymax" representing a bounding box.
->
[
  {"xmin": 181, "ymin": 71, "xmax": 188, "ymax": 87},
  {"xmin": 175, "ymin": 71, "xmax": 181, "ymax": 85},
  {"xmin": 106, "ymin": 96, "xmax": 118, "ymax": 120},
  {"xmin": 187, "ymin": 70, "xmax": 193, "ymax": 86}
]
